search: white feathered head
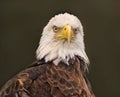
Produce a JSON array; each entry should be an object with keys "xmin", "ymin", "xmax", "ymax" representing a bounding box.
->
[{"xmin": 36, "ymin": 13, "xmax": 89, "ymax": 65}]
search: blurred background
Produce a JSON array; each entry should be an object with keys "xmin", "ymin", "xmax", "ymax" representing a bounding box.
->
[{"xmin": 0, "ymin": 0, "xmax": 120, "ymax": 97}]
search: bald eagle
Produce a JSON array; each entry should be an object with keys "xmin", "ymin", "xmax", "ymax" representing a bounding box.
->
[{"xmin": 0, "ymin": 13, "xmax": 95, "ymax": 97}]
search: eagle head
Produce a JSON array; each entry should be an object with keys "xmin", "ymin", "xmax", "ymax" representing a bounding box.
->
[{"xmin": 36, "ymin": 13, "xmax": 89, "ymax": 65}]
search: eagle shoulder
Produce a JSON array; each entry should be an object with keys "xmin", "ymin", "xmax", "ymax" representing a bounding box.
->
[{"xmin": 0, "ymin": 60, "xmax": 47, "ymax": 97}]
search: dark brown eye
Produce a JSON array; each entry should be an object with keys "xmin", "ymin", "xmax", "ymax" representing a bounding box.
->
[
  {"xmin": 53, "ymin": 25, "xmax": 60, "ymax": 32},
  {"xmin": 73, "ymin": 28, "xmax": 80, "ymax": 34}
]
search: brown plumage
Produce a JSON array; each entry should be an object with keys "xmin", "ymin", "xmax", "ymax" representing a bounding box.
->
[{"xmin": 0, "ymin": 56, "xmax": 95, "ymax": 97}]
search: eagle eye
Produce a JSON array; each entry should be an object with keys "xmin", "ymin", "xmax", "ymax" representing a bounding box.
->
[
  {"xmin": 53, "ymin": 25, "xmax": 60, "ymax": 32},
  {"xmin": 73, "ymin": 27, "xmax": 80, "ymax": 34}
]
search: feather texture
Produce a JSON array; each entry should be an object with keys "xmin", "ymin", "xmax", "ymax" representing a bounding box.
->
[{"xmin": 0, "ymin": 56, "xmax": 95, "ymax": 97}]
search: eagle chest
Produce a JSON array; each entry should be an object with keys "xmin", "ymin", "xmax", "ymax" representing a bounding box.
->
[{"xmin": 29, "ymin": 58, "xmax": 88, "ymax": 97}]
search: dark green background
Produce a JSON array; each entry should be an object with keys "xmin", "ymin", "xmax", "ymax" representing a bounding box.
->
[{"xmin": 0, "ymin": 0, "xmax": 120, "ymax": 97}]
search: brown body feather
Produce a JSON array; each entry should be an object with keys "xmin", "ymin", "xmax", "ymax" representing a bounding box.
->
[{"xmin": 0, "ymin": 56, "xmax": 95, "ymax": 97}]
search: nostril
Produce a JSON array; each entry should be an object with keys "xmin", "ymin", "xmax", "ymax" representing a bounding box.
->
[{"xmin": 64, "ymin": 28, "xmax": 67, "ymax": 30}]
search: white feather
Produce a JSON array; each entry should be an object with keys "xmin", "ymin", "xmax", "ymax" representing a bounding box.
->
[{"xmin": 36, "ymin": 13, "xmax": 89, "ymax": 65}]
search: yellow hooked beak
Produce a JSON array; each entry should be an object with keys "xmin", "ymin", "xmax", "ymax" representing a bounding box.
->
[{"xmin": 56, "ymin": 25, "xmax": 74, "ymax": 43}]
